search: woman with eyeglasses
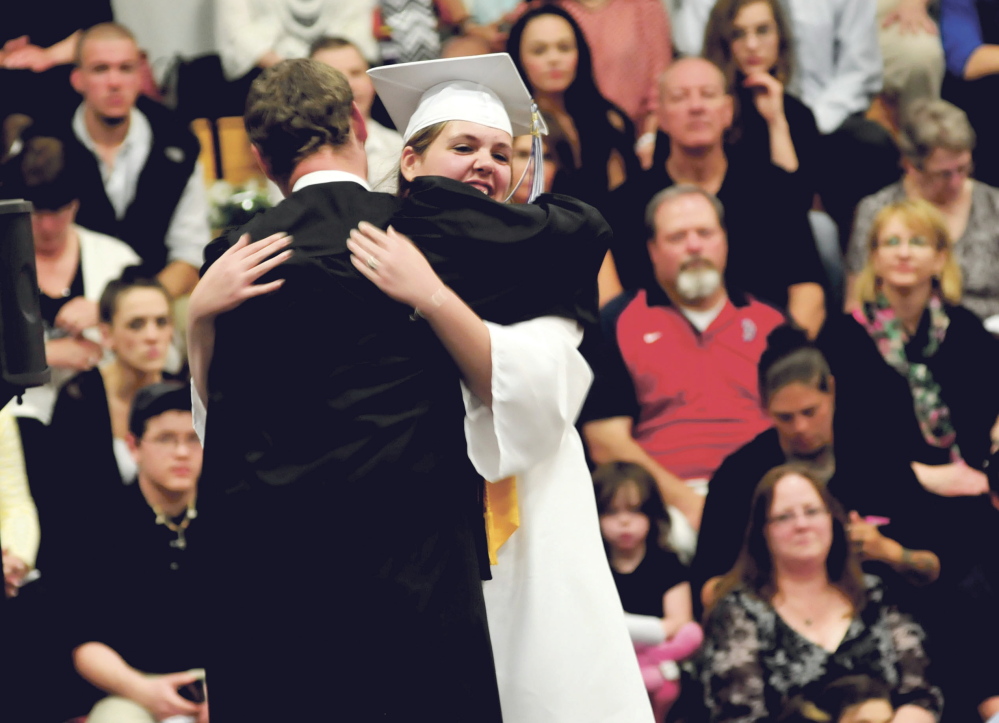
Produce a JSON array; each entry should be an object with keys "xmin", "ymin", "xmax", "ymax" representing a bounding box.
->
[
  {"xmin": 846, "ymin": 99, "xmax": 999, "ymax": 324},
  {"xmin": 699, "ymin": 464, "xmax": 942, "ymax": 723},
  {"xmin": 851, "ymin": 199, "xmax": 999, "ymax": 498}
]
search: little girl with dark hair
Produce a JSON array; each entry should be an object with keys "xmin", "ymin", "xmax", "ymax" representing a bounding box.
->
[{"xmin": 593, "ymin": 461, "xmax": 703, "ymax": 721}]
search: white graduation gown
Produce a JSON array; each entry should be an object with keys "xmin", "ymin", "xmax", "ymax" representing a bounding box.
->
[{"xmin": 463, "ymin": 316, "xmax": 654, "ymax": 723}]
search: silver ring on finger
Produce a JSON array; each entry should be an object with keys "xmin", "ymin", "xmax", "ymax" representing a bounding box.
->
[{"xmin": 366, "ymin": 255, "xmax": 380, "ymax": 271}]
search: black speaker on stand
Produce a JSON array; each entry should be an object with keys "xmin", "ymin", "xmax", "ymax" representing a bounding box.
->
[{"xmin": 0, "ymin": 199, "xmax": 50, "ymax": 613}]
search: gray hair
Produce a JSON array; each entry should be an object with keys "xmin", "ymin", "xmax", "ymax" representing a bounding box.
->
[
  {"xmin": 644, "ymin": 184, "xmax": 726, "ymax": 240},
  {"xmin": 898, "ymin": 99, "xmax": 976, "ymax": 166}
]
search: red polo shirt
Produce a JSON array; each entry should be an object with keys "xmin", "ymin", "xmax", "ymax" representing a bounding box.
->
[{"xmin": 584, "ymin": 288, "xmax": 784, "ymax": 481}]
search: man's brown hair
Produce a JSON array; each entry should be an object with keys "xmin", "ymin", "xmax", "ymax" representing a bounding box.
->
[
  {"xmin": 244, "ymin": 59, "xmax": 354, "ymax": 184},
  {"xmin": 75, "ymin": 22, "xmax": 138, "ymax": 67}
]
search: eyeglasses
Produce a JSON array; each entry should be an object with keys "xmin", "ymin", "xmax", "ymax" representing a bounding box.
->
[
  {"xmin": 877, "ymin": 235, "xmax": 934, "ymax": 250},
  {"xmin": 918, "ymin": 161, "xmax": 974, "ymax": 183},
  {"xmin": 144, "ymin": 432, "xmax": 201, "ymax": 451},
  {"xmin": 767, "ymin": 506, "xmax": 829, "ymax": 527}
]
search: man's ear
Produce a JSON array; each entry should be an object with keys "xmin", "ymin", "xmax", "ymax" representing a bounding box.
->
[
  {"xmin": 351, "ymin": 102, "xmax": 368, "ymax": 145},
  {"xmin": 126, "ymin": 432, "xmax": 140, "ymax": 461},
  {"xmin": 70, "ymin": 67, "xmax": 83, "ymax": 95}
]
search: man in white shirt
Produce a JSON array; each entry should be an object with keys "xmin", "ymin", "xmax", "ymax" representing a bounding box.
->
[{"xmin": 66, "ymin": 22, "xmax": 209, "ymax": 299}]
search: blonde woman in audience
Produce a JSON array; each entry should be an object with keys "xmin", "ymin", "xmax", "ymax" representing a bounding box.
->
[
  {"xmin": 847, "ymin": 99, "xmax": 999, "ymax": 323},
  {"xmin": 852, "ymin": 198, "xmax": 999, "ymax": 497},
  {"xmin": 0, "ymin": 404, "xmax": 39, "ymax": 599},
  {"xmin": 700, "ymin": 464, "xmax": 942, "ymax": 723}
]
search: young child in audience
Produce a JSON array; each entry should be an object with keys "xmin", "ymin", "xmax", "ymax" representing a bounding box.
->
[
  {"xmin": 779, "ymin": 676, "xmax": 895, "ymax": 723},
  {"xmin": 593, "ymin": 461, "xmax": 703, "ymax": 721}
]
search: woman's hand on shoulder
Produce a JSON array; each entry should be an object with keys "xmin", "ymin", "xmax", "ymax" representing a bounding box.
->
[
  {"xmin": 348, "ymin": 222, "xmax": 444, "ymax": 309},
  {"xmin": 188, "ymin": 232, "xmax": 291, "ymax": 325},
  {"xmin": 743, "ymin": 72, "xmax": 786, "ymax": 128}
]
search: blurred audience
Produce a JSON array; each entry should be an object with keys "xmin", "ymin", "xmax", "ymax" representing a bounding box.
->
[
  {"xmin": 852, "ymin": 199, "xmax": 999, "ymax": 495},
  {"xmin": 0, "ymin": 3, "xmax": 113, "ymax": 125},
  {"xmin": 0, "ymin": 404, "xmax": 39, "ymax": 599},
  {"xmin": 507, "ymin": 5, "xmax": 641, "ymax": 216},
  {"xmin": 692, "ymin": 326, "xmax": 942, "ymax": 614},
  {"xmin": 702, "ymin": 0, "xmax": 820, "ymax": 202},
  {"xmin": 847, "ymin": 99, "xmax": 999, "ymax": 323},
  {"xmin": 878, "ymin": 0, "xmax": 944, "ymax": 124},
  {"xmin": 604, "ymin": 57, "xmax": 825, "ymax": 336},
  {"xmin": 42, "ymin": 272, "xmax": 176, "ymax": 588},
  {"xmin": 0, "ymin": 133, "xmax": 139, "ymax": 436},
  {"xmin": 594, "ymin": 461, "xmax": 703, "ymax": 722},
  {"xmin": 310, "ymin": 36, "xmax": 403, "ymax": 192},
  {"xmin": 583, "ymin": 186, "xmax": 785, "ymax": 551},
  {"xmin": 62, "ymin": 23, "xmax": 208, "ymax": 300},
  {"xmin": 941, "ymin": 0, "xmax": 999, "ymax": 187},
  {"xmin": 699, "ymin": 465, "xmax": 943, "ymax": 723},
  {"xmin": 669, "ymin": 0, "xmax": 901, "ymax": 245},
  {"xmin": 215, "ymin": 0, "xmax": 377, "ymax": 83},
  {"xmin": 69, "ymin": 382, "xmax": 206, "ymax": 723},
  {"xmin": 512, "ymin": 0, "xmax": 673, "ymax": 161}
]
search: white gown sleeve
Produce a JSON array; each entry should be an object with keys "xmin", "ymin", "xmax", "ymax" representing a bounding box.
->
[
  {"xmin": 191, "ymin": 379, "xmax": 207, "ymax": 445},
  {"xmin": 462, "ymin": 316, "xmax": 593, "ymax": 481}
]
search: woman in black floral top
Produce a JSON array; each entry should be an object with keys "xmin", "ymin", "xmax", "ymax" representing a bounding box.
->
[{"xmin": 699, "ymin": 464, "xmax": 942, "ymax": 723}]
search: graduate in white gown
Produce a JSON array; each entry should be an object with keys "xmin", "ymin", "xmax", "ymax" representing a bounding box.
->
[
  {"xmin": 355, "ymin": 54, "xmax": 653, "ymax": 723},
  {"xmin": 191, "ymin": 54, "xmax": 653, "ymax": 722}
]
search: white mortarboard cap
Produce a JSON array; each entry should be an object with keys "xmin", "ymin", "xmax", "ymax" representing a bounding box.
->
[{"xmin": 368, "ymin": 54, "xmax": 535, "ymax": 142}]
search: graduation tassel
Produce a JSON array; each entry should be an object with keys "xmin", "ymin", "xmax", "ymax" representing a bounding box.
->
[
  {"xmin": 527, "ymin": 102, "xmax": 549, "ymax": 203},
  {"xmin": 505, "ymin": 102, "xmax": 549, "ymax": 204}
]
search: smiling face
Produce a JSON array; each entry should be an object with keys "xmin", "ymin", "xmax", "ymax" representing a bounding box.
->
[
  {"xmin": 72, "ymin": 36, "xmax": 142, "ymax": 123},
  {"xmin": 730, "ymin": 1, "xmax": 780, "ymax": 77},
  {"xmin": 401, "ymin": 121, "xmax": 513, "ymax": 200},
  {"xmin": 659, "ymin": 58, "xmax": 734, "ymax": 152},
  {"xmin": 599, "ymin": 482, "xmax": 650, "ymax": 554},
  {"xmin": 871, "ymin": 214, "xmax": 946, "ymax": 294},
  {"xmin": 764, "ymin": 473, "xmax": 833, "ymax": 567},
  {"xmin": 518, "ymin": 14, "xmax": 579, "ymax": 96},
  {"xmin": 102, "ymin": 287, "xmax": 173, "ymax": 374}
]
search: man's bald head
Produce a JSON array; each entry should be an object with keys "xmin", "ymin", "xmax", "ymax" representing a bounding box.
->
[{"xmin": 657, "ymin": 57, "xmax": 733, "ymax": 153}]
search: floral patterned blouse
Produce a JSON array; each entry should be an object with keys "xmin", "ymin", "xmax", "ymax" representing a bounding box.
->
[{"xmin": 699, "ymin": 577, "xmax": 943, "ymax": 722}]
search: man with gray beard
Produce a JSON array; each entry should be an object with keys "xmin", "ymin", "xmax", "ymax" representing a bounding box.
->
[{"xmin": 582, "ymin": 185, "xmax": 785, "ymax": 558}]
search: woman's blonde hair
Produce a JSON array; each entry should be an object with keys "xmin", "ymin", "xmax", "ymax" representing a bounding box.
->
[
  {"xmin": 396, "ymin": 121, "xmax": 449, "ymax": 197},
  {"xmin": 854, "ymin": 198, "xmax": 962, "ymax": 304}
]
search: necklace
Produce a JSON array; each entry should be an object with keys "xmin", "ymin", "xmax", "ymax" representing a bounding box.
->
[{"xmin": 153, "ymin": 502, "xmax": 197, "ymax": 550}]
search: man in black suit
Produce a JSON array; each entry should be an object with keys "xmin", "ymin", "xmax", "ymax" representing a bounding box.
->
[{"xmin": 193, "ymin": 59, "xmax": 605, "ymax": 721}]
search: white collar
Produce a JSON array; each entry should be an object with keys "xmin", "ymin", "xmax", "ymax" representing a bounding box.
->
[
  {"xmin": 291, "ymin": 170, "xmax": 372, "ymax": 193},
  {"xmin": 72, "ymin": 104, "xmax": 149, "ymax": 156}
]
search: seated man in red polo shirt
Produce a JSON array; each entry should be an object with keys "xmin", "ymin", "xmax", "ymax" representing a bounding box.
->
[{"xmin": 582, "ymin": 184, "xmax": 784, "ymax": 558}]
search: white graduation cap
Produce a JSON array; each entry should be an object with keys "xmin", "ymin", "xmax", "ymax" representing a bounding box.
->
[{"xmin": 368, "ymin": 53, "xmax": 549, "ymax": 201}]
